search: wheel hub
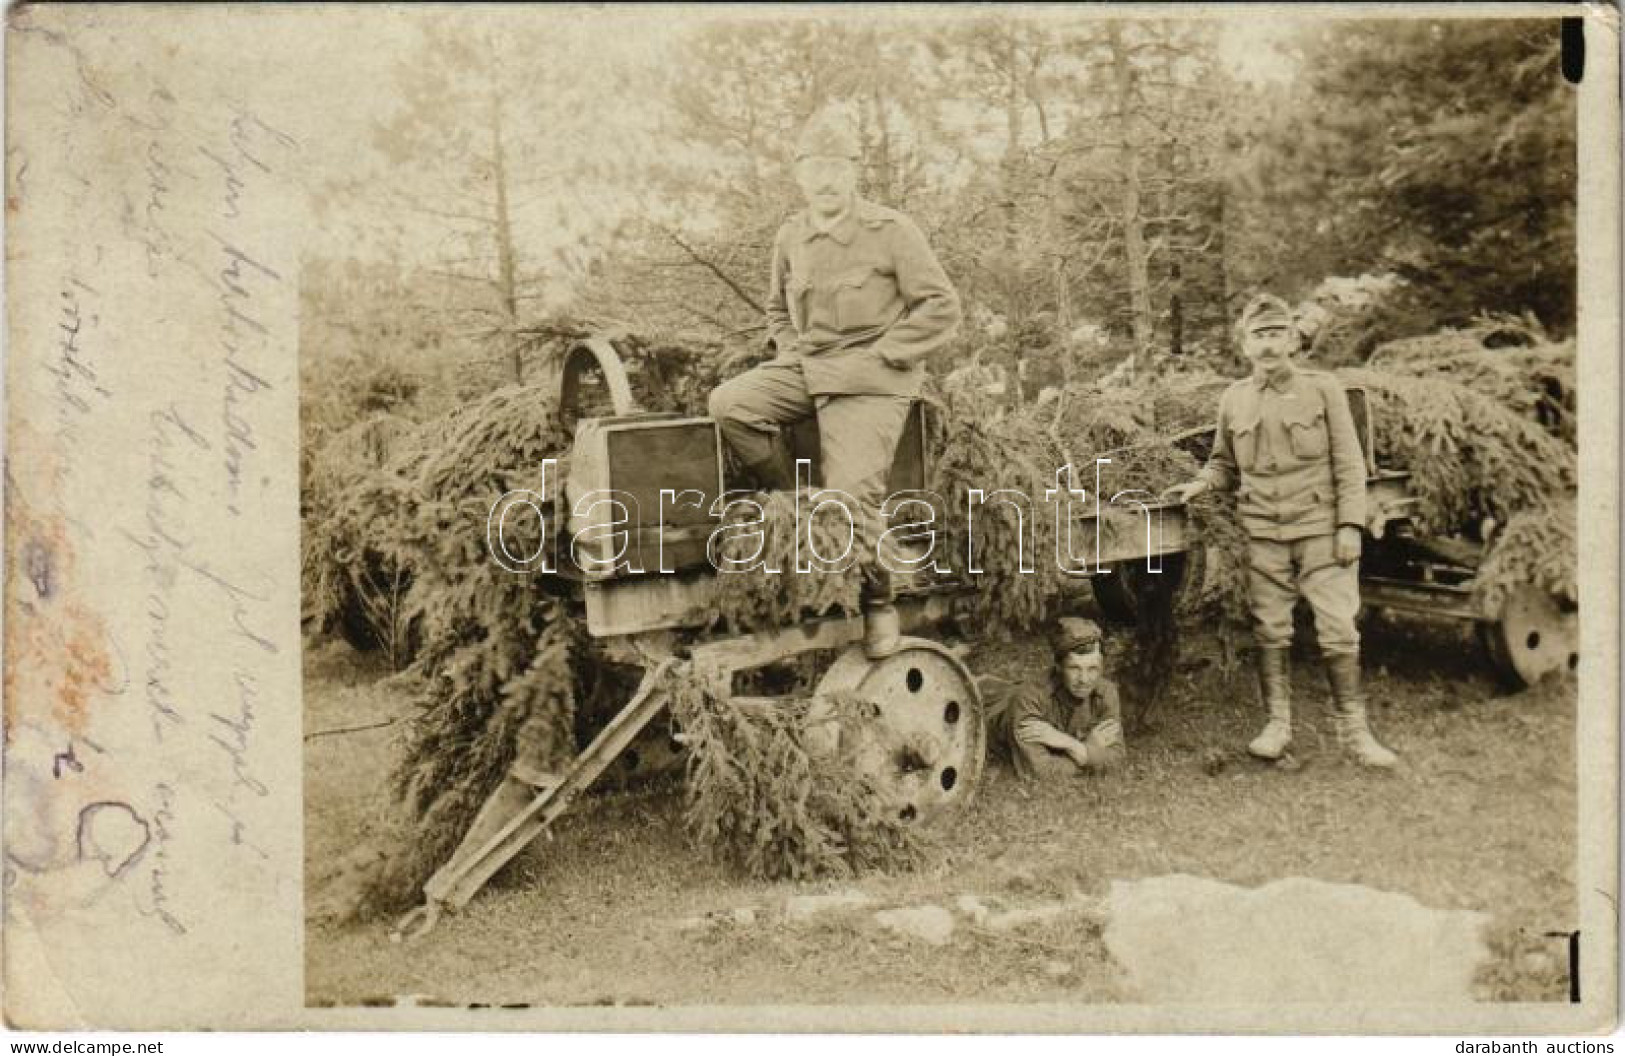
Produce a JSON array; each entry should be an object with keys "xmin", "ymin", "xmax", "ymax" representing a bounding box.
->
[
  {"xmin": 811, "ymin": 638, "xmax": 985, "ymax": 824},
  {"xmin": 1481, "ymin": 584, "xmax": 1578, "ymax": 688}
]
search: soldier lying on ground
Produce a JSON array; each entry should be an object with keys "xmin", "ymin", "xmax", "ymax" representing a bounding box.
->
[
  {"xmin": 1164, "ymin": 294, "xmax": 1398, "ymax": 768},
  {"xmin": 991, "ymin": 617, "xmax": 1126, "ymax": 781}
]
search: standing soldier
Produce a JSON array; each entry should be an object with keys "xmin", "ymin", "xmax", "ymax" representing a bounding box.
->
[
  {"xmin": 708, "ymin": 106, "xmax": 961, "ymax": 657},
  {"xmin": 1164, "ymin": 294, "xmax": 1398, "ymax": 768}
]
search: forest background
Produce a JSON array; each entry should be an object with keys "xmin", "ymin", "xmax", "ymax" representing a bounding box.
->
[{"xmin": 298, "ymin": 12, "xmax": 1576, "ymax": 448}]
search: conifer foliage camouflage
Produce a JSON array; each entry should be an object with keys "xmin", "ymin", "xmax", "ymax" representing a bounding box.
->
[{"xmin": 305, "ymin": 327, "xmax": 1576, "ymax": 921}]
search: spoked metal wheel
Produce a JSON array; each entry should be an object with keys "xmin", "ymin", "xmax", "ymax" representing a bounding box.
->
[
  {"xmin": 810, "ymin": 638, "xmax": 985, "ymax": 825},
  {"xmin": 1477, "ymin": 585, "xmax": 1578, "ymax": 689}
]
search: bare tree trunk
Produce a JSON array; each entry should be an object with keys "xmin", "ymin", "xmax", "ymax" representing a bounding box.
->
[
  {"xmin": 1054, "ymin": 256, "xmax": 1075, "ymax": 388},
  {"xmin": 1001, "ymin": 49, "xmax": 1024, "ymax": 254},
  {"xmin": 998, "ymin": 26, "xmax": 1028, "ymax": 400},
  {"xmin": 490, "ymin": 87, "xmax": 522, "ymax": 383},
  {"xmin": 1108, "ymin": 23, "xmax": 1154, "ymax": 377},
  {"xmin": 874, "ymin": 96, "xmax": 894, "ymax": 204},
  {"xmin": 1218, "ymin": 182, "xmax": 1234, "ymax": 337},
  {"xmin": 854, "ymin": 93, "xmax": 874, "ymax": 199},
  {"xmin": 867, "ymin": 38, "xmax": 896, "ymax": 206},
  {"xmin": 1169, "ymin": 260, "xmax": 1184, "ymax": 357},
  {"xmin": 1025, "ymin": 47, "xmax": 1051, "ymax": 143}
]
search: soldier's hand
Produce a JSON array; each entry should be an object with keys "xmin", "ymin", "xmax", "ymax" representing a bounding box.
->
[
  {"xmin": 718, "ymin": 344, "xmax": 768, "ymax": 372},
  {"xmin": 1162, "ymin": 480, "xmax": 1207, "ymax": 505},
  {"xmin": 1018, "ymin": 718, "xmax": 1063, "ymax": 749},
  {"xmin": 1334, "ymin": 525, "xmax": 1362, "ymax": 565},
  {"xmin": 1087, "ymin": 719, "xmax": 1124, "ymax": 753},
  {"xmin": 1039, "ymin": 728, "xmax": 1073, "ymax": 751},
  {"xmin": 1084, "ymin": 721, "xmax": 1124, "ymax": 770}
]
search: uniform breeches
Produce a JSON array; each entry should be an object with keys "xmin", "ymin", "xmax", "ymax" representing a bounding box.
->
[
  {"xmin": 1246, "ymin": 534, "xmax": 1360, "ymax": 655},
  {"xmin": 708, "ymin": 359, "xmax": 910, "ymax": 573}
]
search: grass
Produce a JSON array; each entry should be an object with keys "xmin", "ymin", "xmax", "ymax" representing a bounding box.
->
[{"xmin": 303, "ymin": 607, "xmax": 1576, "ymax": 1008}]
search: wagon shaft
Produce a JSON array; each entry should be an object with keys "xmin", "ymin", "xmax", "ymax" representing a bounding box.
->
[{"xmin": 393, "ymin": 655, "xmax": 678, "ymax": 940}]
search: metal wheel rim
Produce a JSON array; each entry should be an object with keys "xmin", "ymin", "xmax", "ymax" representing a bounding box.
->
[
  {"xmin": 813, "ymin": 638, "xmax": 985, "ymax": 824},
  {"xmin": 1491, "ymin": 585, "xmax": 1578, "ymax": 688}
]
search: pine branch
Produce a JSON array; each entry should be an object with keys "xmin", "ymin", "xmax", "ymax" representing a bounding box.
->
[{"xmin": 656, "ymin": 225, "xmax": 765, "ymax": 315}]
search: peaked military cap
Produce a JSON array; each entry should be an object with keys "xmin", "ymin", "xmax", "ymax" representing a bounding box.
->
[
  {"xmin": 1240, "ymin": 293, "xmax": 1295, "ymax": 335},
  {"xmin": 794, "ymin": 107, "xmax": 861, "ymax": 161},
  {"xmin": 1054, "ymin": 617, "xmax": 1103, "ymax": 656}
]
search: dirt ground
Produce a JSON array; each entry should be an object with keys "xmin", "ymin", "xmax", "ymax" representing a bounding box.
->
[{"xmin": 303, "ymin": 608, "xmax": 1576, "ymax": 1008}]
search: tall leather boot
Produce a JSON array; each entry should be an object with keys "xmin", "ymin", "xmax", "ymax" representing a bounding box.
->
[
  {"xmin": 743, "ymin": 452, "xmax": 794, "ymax": 494},
  {"xmin": 1325, "ymin": 652, "xmax": 1398, "ymax": 769},
  {"xmin": 1247, "ymin": 646, "xmax": 1293, "ymax": 760}
]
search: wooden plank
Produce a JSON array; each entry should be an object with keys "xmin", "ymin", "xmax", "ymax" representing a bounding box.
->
[
  {"xmin": 1080, "ymin": 502, "xmax": 1190, "ymax": 568},
  {"xmin": 688, "ymin": 593, "xmax": 959, "ymax": 674},
  {"xmin": 585, "ymin": 573, "xmax": 718, "ymax": 637},
  {"xmin": 1360, "ymin": 576, "xmax": 1484, "ymax": 621}
]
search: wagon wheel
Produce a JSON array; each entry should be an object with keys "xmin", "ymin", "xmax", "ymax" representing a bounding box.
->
[
  {"xmin": 1477, "ymin": 585, "xmax": 1578, "ymax": 690},
  {"xmin": 1091, "ymin": 549, "xmax": 1202, "ymax": 625},
  {"xmin": 809, "ymin": 638, "xmax": 985, "ymax": 825}
]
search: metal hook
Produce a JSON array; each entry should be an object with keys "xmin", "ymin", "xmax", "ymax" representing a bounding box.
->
[{"xmin": 390, "ymin": 901, "xmax": 443, "ymax": 944}]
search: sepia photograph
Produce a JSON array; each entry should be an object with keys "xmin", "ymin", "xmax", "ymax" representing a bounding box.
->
[
  {"xmin": 295, "ymin": 6, "xmax": 1589, "ymax": 1014},
  {"xmin": 2, "ymin": 1, "xmax": 1615, "ymax": 1037}
]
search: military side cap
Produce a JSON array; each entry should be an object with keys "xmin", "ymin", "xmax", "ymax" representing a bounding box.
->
[
  {"xmin": 794, "ymin": 107, "xmax": 861, "ymax": 161},
  {"xmin": 1241, "ymin": 293, "xmax": 1295, "ymax": 334},
  {"xmin": 1054, "ymin": 617, "xmax": 1103, "ymax": 655}
]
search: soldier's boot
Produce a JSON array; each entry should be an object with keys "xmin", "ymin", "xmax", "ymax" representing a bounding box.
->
[
  {"xmin": 1326, "ymin": 652, "xmax": 1398, "ymax": 769},
  {"xmin": 861, "ymin": 563, "xmax": 900, "ymax": 660},
  {"xmin": 743, "ymin": 453, "xmax": 794, "ymax": 494},
  {"xmin": 1247, "ymin": 646, "xmax": 1293, "ymax": 760}
]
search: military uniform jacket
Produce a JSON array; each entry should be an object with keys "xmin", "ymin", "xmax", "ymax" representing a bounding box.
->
[
  {"xmin": 1002, "ymin": 676, "xmax": 1124, "ymax": 780},
  {"xmin": 1196, "ymin": 368, "xmax": 1367, "ymax": 541},
  {"xmin": 765, "ymin": 197, "xmax": 961, "ymax": 398}
]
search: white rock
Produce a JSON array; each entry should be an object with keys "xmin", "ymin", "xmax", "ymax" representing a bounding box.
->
[
  {"xmin": 874, "ymin": 905, "xmax": 956, "ymax": 946},
  {"xmin": 1104, "ymin": 874, "xmax": 1490, "ymax": 1003},
  {"xmin": 784, "ymin": 889, "xmax": 874, "ymax": 921},
  {"xmin": 1041, "ymin": 960, "xmax": 1074, "ymax": 979},
  {"xmin": 730, "ymin": 907, "xmax": 757, "ymax": 926},
  {"xmin": 954, "ymin": 894, "xmax": 994, "ymax": 925}
]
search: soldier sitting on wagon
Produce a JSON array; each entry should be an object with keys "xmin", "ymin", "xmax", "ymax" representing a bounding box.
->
[
  {"xmin": 992, "ymin": 617, "xmax": 1126, "ymax": 781},
  {"xmin": 1164, "ymin": 294, "xmax": 1398, "ymax": 768},
  {"xmin": 708, "ymin": 107, "xmax": 962, "ymax": 659}
]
